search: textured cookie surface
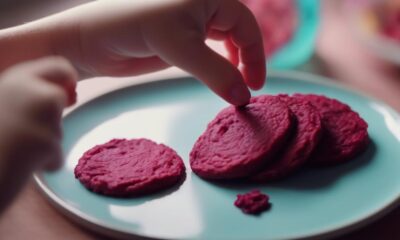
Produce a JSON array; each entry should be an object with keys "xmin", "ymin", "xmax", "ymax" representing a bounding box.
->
[
  {"xmin": 190, "ymin": 96, "xmax": 293, "ymax": 179},
  {"xmin": 295, "ymin": 94, "xmax": 369, "ymax": 165},
  {"xmin": 251, "ymin": 94, "xmax": 323, "ymax": 181},
  {"xmin": 74, "ymin": 139, "xmax": 185, "ymax": 197}
]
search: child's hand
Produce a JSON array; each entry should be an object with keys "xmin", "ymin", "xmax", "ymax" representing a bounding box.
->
[
  {"xmin": 56, "ymin": 0, "xmax": 265, "ymax": 105},
  {"xmin": 0, "ymin": 57, "xmax": 77, "ymax": 212},
  {"xmin": 0, "ymin": 56, "xmax": 77, "ymax": 170}
]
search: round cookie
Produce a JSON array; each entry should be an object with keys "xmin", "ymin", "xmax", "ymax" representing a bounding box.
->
[
  {"xmin": 74, "ymin": 138, "xmax": 185, "ymax": 197},
  {"xmin": 295, "ymin": 94, "xmax": 369, "ymax": 165},
  {"xmin": 250, "ymin": 94, "xmax": 323, "ymax": 181},
  {"xmin": 190, "ymin": 96, "xmax": 293, "ymax": 179}
]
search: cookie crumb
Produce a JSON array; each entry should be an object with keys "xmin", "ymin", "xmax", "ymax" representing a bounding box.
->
[{"xmin": 234, "ymin": 190, "xmax": 271, "ymax": 215}]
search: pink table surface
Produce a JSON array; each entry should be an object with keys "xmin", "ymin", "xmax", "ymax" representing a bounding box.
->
[{"xmin": 0, "ymin": 0, "xmax": 399, "ymax": 239}]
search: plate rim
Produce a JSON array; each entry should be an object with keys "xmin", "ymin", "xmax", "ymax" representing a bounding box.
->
[{"xmin": 34, "ymin": 70, "xmax": 400, "ymax": 240}]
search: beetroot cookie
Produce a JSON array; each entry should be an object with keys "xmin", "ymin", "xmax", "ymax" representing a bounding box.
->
[
  {"xmin": 295, "ymin": 94, "xmax": 369, "ymax": 165},
  {"xmin": 250, "ymin": 94, "xmax": 323, "ymax": 181},
  {"xmin": 74, "ymin": 139, "xmax": 185, "ymax": 197},
  {"xmin": 190, "ymin": 96, "xmax": 293, "ymax": 179}
]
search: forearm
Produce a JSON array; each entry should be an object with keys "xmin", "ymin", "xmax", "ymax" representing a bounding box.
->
[
  {"xmin": 0, "ymin": 8, "xmax": 81, "ymax": 73},
  {"xmin": 0, "ymin": 24, "xmax": 52, "ymax": 71}
]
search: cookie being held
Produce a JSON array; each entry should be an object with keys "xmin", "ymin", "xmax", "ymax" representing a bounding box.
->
[{"xmin": 190, "ymin": 96, "xmax": 293, "ymax": 179}]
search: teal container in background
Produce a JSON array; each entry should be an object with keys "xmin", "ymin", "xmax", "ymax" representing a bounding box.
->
[{"xmin": 269, "ymin": 0, "xmax": 320, "ymax": 69}]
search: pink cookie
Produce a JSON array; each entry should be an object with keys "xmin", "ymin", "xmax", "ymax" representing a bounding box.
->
[
  {"xmin": 190, "ymin": 96, "xmax": 293, "ymax": 179},
  {"xmin": 295, "ymin": 94, "xmax": 369, "ymax": 165},
  {"xmin": 251, "ymin": 94, "xmax": 323, "ymax": 181},
  {"xmin": 75, "ymin": 139, "xmax": 185, "ymax": 197}
]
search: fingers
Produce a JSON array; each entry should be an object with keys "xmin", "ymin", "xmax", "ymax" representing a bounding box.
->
[
  {"xmin": 142, "ymin": 0, "xmax": 264, "ymax": 105},
  {"xmin": 208, "ymin": 29, "xmax": 239, "ymax": 67},
  {"xmin": 42, "ymin": 137, "xmax": 63, "ymax": 171},
  {"xmin": 143, "ymin": 17, "xmax": 250, "ymax": 105},
  {"xmin": 6, "ymin": 56, "xmax": 78, "ymax": 106},
  {"xmin": 145, "ymin": 28, "xmax": 250, "ymax": 105},
  {"xmin": 33, "ymin": 57, "xmax": 78, "ymax": 106},
  {"xmin": 21, "ymin": 124, "xmax": 63, "ymax": 171},
  {"xmin": 2, "ymin": 61, "xmax": 71, "ymax": 128},
  {"xmin": 29, "ymin": 57, "xmax": 78, "ymax": 106},
  {"xmin": 207, "ymin": 0, "xmax": 266, "ymax": 90},
  {"xmin": 97, "ymin": 56, "xmax": 170, "ymax": 77},
  {"xmin": 22, "ymin": 101, "xmax": 64, "ymax": 171},
  {"xmin": 188, "ymin": 43, "xmax": 250, "ymax": 105},
  {"xmin": 27, "ymin": 78, "xmax": 68, "ymax": 134},
  {"xmin": 224, "ymin": 38, "xmax": 239, "ymax": 67},
  {"xmin": 26, "ymin": 125, "xmax": 63, "ymax": 171}
]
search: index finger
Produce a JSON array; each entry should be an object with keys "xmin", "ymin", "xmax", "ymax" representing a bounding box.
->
[{"xmin": 208, "ymin": 0, "xmax": 266, "ymax": 90}]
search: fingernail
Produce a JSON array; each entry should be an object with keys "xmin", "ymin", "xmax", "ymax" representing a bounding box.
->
[{"xmin": 230, "ymin": 84, "xmax": 250, "ymax": 106}]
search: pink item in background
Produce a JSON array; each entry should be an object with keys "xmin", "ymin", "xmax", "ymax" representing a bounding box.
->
[{"xmin": 241, "ymin": 0, "xmax": 298, "ymax": 57}]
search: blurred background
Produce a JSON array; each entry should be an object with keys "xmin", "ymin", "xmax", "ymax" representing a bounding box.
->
[{"xmin": 0, "ymin": 0, "xmax": 399, "ymax": 239}]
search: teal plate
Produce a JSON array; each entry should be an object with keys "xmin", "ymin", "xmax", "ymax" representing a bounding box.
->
[{"xmin": 35, "ymin": 72, "xmax": 400, "ymax": 240}]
